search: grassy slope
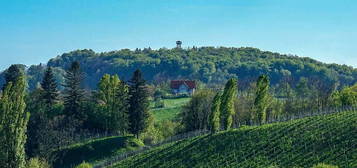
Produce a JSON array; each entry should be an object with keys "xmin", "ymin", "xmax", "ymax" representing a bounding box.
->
[
  {"xmin": 112, "ymin": 110, "xmax": 357, "ymax": 168},
  {"xmin": 52, "ymin": 97, "xmax": 188, "ymax": 168},
  {"xmin": 53, "ymin": 136, "xmax": 144, "ymax": 168},
  {"xmin": 151, "ymin": 98, "xmax": 190, "ymax": 122}
]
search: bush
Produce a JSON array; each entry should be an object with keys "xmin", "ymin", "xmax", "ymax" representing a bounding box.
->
[
  {"xmin": 153, "ymin": 88, "xmax": 169, "ymax": 99},
  {"xmin": 26, "ymin": 158, "xmax": 51, "ymax": 168},
  {"xmin": 156, "ymin": 120, "xmax": 180, "ymax": 138},
  {"xmin": 154, "ymin": 99, "xmax": 165, "ymax": 108},
  {"xmin": 312, "ymin": 163, "xmax": 338, "ymax": 168},
  {"xmin": 162, "ymin": 93, "xmax": 190, "ymax": 99},
  {"xmin": 140, "ymin": 116, "xmax": 163, "ymax": 145},
  {"xmin": 75, "ymin": 162, "xmax": 92, "ymax": 168},
  {"xmin": 140, "ymin": 119, "xmax": 181, "ymax": 145}
]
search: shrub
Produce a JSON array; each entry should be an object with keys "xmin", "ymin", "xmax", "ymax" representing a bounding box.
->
[
  {"xmin": 75, "ymin": 162, "xmax": 93, "ymax": 168},
  {"xmin": 140, "ymin": 117, "xmax": 181, "ymax": 145},
  {"xmin": 154, "ymin": 99, "xmax": 165, "ymax": 108},
  {"xmin": 140, "ymin": 116, "xmax": 163, "ymax": 145},
  {"xmin": 312, "ymin": 163, "xmax": 338, "ymax": 168},
  {"xmin": 26, "ymin": 158, "xmax": 51, "ymax": 168},
  {"xmin": 156, "ymin": 120, "xmax": 180, "ymax": 138},
  {"xmin": 162, "ymin": 93, "xmax": 190, "ymax": 99}
]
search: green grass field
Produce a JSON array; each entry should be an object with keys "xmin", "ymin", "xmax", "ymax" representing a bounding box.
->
[
  {"xmin": 111, "ymin": 110, "xmax": 357, "ymax": 168},
  {"xmin": 151, "ymin": 97, "xmax": 190, "ymax": 122},
  {"xmin": 52, "ymin": 136, "xmax": 144, "ymax": 168}
]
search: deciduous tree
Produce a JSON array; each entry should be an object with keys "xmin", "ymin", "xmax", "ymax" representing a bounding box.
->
[
  {"xmin": 209, "ymin": 92, "xmax": 221, "ymax": 133},
  {"xmin": 252, "ymin": 75, "xmax": 270, "ymax": 124},
  {"xmin": 220, "ymin": 78, "xmax": 238, "ymax": 130},
  {"xmin": 0, "ymin": 74, "xmax": 29, "ymax": 168},
  {"xmin": 181, "ymin": 90, "xmax": 215, "ymax": 131},
  {"xmin": 97, "ymin": 74, "xmax": 129, "ymax": 134}
]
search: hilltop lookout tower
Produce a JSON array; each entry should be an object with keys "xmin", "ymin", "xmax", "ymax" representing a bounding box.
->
[{"xmin": 176, "ymin": 41, "xmax": 182, "ymax": 48}]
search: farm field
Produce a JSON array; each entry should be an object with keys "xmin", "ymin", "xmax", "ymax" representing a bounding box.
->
[
  {"xmin": 150, "ymin": 97, "xmax": 191, "ymax": 122},
  {"xmin": 110, "ymin": 109, "xmax": 357, "ymax": 168}
]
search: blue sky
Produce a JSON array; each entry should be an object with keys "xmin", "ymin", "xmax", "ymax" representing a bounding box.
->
[{"xmin": 0, "ymin": 0, "xmax": 356, "ymax": 70}]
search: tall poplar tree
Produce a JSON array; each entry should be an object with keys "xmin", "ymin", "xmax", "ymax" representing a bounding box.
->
[
  {"xmin": 128, "ymin": 69, "xmax": 150, "ymax": 138},
  {"xmin": 63, "ymin": 61, "xmax": 85, "ymax": 119},
  {"xmin": 97, "ymin": 74, "xmax": 129, "ymax": 134},
  {"xmin": 41, "ymin": 66, "xmax": 59, "ymax": 106},
  {"xmin": 252, "ymin": 75, "xmax": 270, "ymax": 124},
  {"xmin": 209, "ymin": 92, "xmax": 221, "ymax": 133},
  {"xmin": 0, "ymin": 74, "xmax": 29, "ymax": 168},
  {"xmin": 220, "ymin": 78, "xmax": 238, "ymax": 130}
]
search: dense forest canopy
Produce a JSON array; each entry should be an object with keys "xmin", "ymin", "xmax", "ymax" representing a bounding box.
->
[{"xmin": 1, "ymin": 47, "xmax": 356, "ymax": 90}]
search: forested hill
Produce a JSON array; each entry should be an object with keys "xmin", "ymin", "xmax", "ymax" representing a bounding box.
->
[{"xmin": 2, "ymin": 47, "xmax": 357, "ymax": 90}]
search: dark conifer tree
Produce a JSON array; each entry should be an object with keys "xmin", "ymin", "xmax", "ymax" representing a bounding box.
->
[
  {"xmin": 63, "ymin": 61, "xmax": 85, "ymax": 119},
  {"xmin": 41, "ymin": 66, "xmax": 59, "ymax": 106},
  {"xmin": 2, "ymin": 64, "xmax": 25, "ymax": 90},
  {"xmin": 128, "ymin": 69, "xmax": 150, "ymax": 138}
]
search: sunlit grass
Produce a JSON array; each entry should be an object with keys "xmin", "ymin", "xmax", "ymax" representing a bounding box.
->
[{"xmin": 150, "ymin": 97, "xmax": 190, "ymax": 122}]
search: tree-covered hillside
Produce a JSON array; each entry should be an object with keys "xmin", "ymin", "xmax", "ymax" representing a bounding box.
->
[{"xmin": 2, "ymin": 47, "xmax": 356, "ymax": 90}]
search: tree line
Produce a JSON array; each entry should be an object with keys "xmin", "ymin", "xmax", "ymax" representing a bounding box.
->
[
  {"xmin": 182, "ymin": 76, "xmax": 270, "ymax": 133},
  {"xmin": 0, "ymin": 62, "xmax": 151, "ymax": 167},
  {"xmin": 182, "ymin": 75, "xmax": 356, "ymax": 133}
]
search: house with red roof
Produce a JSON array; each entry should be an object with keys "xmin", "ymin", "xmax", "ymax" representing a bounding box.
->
[{"xmin": 170, "ymin": 80, "xmax": 196, "ymax": 95}]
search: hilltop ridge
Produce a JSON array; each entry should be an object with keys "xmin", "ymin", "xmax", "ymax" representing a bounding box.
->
[{"xmin": 1, "ymin": 47, "xmax": 356, "ymax": 90}]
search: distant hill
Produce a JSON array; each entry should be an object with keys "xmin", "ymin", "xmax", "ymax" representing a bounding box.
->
[
  {"xmin": 110, "ymin": 109, "xmax": 357, "ymax": 168},
  {"xmin": 1, "ymin": 47, "xmax": 356, "ymax": 90}
]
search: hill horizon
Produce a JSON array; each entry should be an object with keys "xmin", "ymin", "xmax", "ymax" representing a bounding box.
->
[
  {"xmin": 1, "ymin": 46, "xmax": 356, "ymax": 92},
  {"xmin": 1, "ymin": 46, "xmax": 356, "ymax": 72}
]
